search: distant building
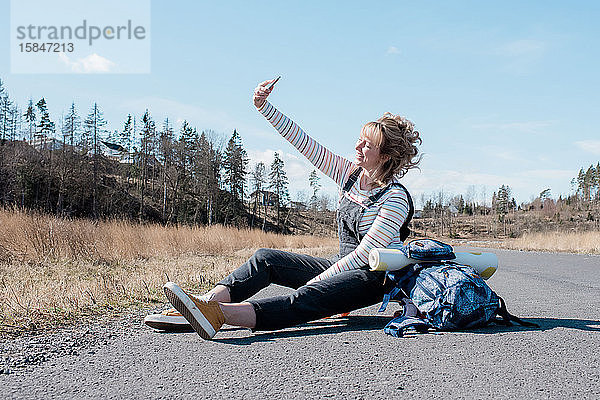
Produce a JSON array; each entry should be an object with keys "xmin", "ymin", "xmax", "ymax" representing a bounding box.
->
[
  {"xmin": 249, "ymin": 190, "xmax": 278, "ymax": 207},
  {"xmin": 290, "ymin": 201, "xmax": 307, "ymax": 211},
  {"xmin": 28, "ymin": 136, "xmax": 132, "ymax": 163},
  {"xmin": 101, "ymin": 141, "xmax": 133, "ymax": 163},
  {"xmin": 29, "ymin": 135, "xmax": 64, "ymax": 151}
]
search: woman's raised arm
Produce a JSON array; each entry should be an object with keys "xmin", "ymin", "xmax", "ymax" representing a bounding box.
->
[{"xmin": 253, "ymin": 80, "xmax": 356, "ymax": 187}]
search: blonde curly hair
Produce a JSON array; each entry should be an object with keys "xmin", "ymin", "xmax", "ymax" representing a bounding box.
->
[{"xmin": 361, "ymin": 112, "xmax": 422, "ymax": 187}]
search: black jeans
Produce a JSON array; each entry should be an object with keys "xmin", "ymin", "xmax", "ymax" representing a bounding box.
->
[{"xmin": 218, "ymin": 248, "xmax": 387, "ymax": 331}]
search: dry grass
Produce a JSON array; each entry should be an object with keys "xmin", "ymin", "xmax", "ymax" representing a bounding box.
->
[
  {"xmin": 502, "ymin": 231, "xmax": 600, "ymax": 254},
  {"xmin": 0, "ymin": 208, "xmax": 337, "ymax": 336}
]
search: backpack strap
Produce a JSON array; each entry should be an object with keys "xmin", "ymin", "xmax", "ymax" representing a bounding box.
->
[
  {"xmin": 378, "ymin": 286, "xmax": 402, "ymax": 312},
  {"xmin": 379, "ymin": 265, "xmax": 425, "ymax": 312},
  {"xmin": 495, "ymin": 297, "xmax": 540, "ymax": 328},
  {"xmin": 383, "ymin": 315, "xmax": 431, "ymax": 337}
]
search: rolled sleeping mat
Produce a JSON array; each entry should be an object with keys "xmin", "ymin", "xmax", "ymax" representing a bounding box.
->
[{"xmin": 368, "ymin": 248, "xmax": 498, "ymax": 280}]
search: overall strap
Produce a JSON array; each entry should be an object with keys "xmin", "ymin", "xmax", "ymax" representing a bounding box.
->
[
  {"xmin": 365, "ymin": 182, "xmax": 415, "ymax": 241},
  {"xmin": 342, "ymin": 167, "xmax": 362, "ymax": 193},
  {"xmin": 366, "ymin": 182, "xmax": 414, "ymax": 214}
]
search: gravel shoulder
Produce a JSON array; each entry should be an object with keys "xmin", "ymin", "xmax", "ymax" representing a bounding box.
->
[{"xmin": 2, "ymin": 248, "xmax": 600, "ymax": 399}]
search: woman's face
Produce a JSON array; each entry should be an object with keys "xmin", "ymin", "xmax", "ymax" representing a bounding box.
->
[{"xmin": 355, "ymin": 132, "xmax": 384, "ymax": 171}]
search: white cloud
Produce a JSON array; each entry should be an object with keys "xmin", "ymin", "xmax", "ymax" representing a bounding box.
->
[
  {"xmin": 59, "ymin": 53, "xmax": 116, "ymax": 73},
  {"xmin": 386, "ymin": 46, "xmax": 401, "ymax": 55},
  {"xmin": 575, "ymin": 140, "xmax": 600, "ymax": 155}
]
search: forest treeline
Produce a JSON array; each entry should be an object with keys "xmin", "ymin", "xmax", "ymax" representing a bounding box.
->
[
  {"xmin": 0, "ymin": 78, "xmax": 334, "ymax": 232},
  {"xmin": 416, "ymin": 165, "xmax": 600, "ymax": 238},
  {"xmin": 1, "ymin": 77, "xmax": 599, "ymax": 235}
]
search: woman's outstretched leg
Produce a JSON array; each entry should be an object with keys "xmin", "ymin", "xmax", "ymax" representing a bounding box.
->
[
  {"xmin": 163, "ymin": 268, "xmax": 387, "ymax": 340},
  {"xmin": 146, "ymin": 249, "xmax": 331, "ymax": 332},
  {"xmin": 216, "ymin": 248, "xmax": 332, "ymax": 303},
  {"xmin": 250, "ymin": 268, "xmax": 387, "ymax": 331}
]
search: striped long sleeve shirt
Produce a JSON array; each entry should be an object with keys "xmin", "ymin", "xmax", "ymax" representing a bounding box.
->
[{"xmin": 258, "ymin": 101, "xmax": 410, "ymax": 281}]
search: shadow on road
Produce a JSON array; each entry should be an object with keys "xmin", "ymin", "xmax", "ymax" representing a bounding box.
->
[
  {"xmin": 213, "ymin": 315, "xmax": 389, "ymax": 345},
  {"xmin": 464, "ymin": 317, "xmax": 600, "ymax": 335},
  {"xmin": 213, "ymin": 316, "xmax": 600, "ymax": 344}
]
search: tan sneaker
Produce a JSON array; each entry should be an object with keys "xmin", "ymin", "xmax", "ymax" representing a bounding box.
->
[
  {"xmin": 144, "ymin": 308, "xmax": 194, "ymax": 332},
  {"xmin": 163, "ymin": 282, "xmax": 225, "ymax": 340}
]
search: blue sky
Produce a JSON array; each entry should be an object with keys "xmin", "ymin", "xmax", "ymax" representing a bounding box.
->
[{"xmin": 1, "ymin": 1, "xmax": 599, "ymax": 207}]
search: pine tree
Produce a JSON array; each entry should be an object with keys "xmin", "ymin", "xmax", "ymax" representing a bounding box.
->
[
  {"xmin": 8, "ymin": 103, "xmax": 19, "ymax": 141},
  {"xmin": 158, "ymin": 118, "xmax": 174, "ymax": 219},
  {"xmin": 269, "ymin": 152, "xmax": 289, "ymax": 229},
  {"xmin": 83, "ymin": 103, "xmax": 107, "ymax": 218},
  {"xmin": 251, "ymin": 162, "xmax": 266, "ymax": 228},
  {"xmin": 1, "ymin": 97, "xmax": 11, "ymax": 142},
  {"xmin": 120, "ymin": 115, "xmax": 133, "ymax": 151},
  {"xmin": 584, "ymin": 165, "xmax": 595, "ymax": 203},
  {"xmin": 222, "ymin": 130, "xmax": 248, "ymax": 225},
  {"xmin": 119, "ymin": 115, "xmax": 134, "ymax": 188},
  {"xmin": 55, "ymin": 103, "xmax": 79, "ymax": 213},
  {"xmin": 308, "ymin": 169, "xmax": 320, "ymax": 209},
  {"xmin": 23, "ymin": 99, "xmax": 36, "ymax": 142},
  {"xmin": 496, "ymin": 185, "xmax": 510, "ymax": 215},
  {"xmin": 62, "ymin": 102, "xmax": 80, "ymax": 149},
  {"xmin": 577, "ymin": 168, "xmax": 586, "ymax": 201},
  {"xmin": 169, "ymin": 120, "xmax": 194, "ymax": 222},
  {"xmin": 495, "ymin": 185, "xmax": 511, "ymax": 235},
  {"xmin": 138, "ymin": 109, "xmax": 155, "ymax": 219},
  {"xmin": 223, "ymin": 129, "xmax": 248, "ymax": 201},
  {"xmin": 539, "ymin": 188, "xmax": 551, "ymax": 201},
  {"xmin": 33, "ymin": 98, "xmax": 56, "ymax": 211},
  {"xmin": 0, "ymin": 80, "xmax": 10, "ymax": 142},
  {"xmin": 596, "ymin": 162, "xmax": 600, "ymax": 202},
  {"xmin": 196, "ymin": 130, "xmax": 222, "ymax": 225},
  {"xmin": 586, "ymin": 164, "xmax": 598, "ymax": 202},
  {"xmin": 35, "ymin": 98, "xmax": 55, "ymax": 143},
  {"xmin": 308, "ymin": 169, "xmax": 321, "ymax": 231}
]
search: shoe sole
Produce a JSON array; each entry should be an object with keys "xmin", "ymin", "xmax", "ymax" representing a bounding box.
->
[
  {"xmin": 163, "ymin": 282, "xmax": 216, "ymax": 340},
  {"xmin": 143, "ymin": 314, "xmax": 194, "ymax": 333}
]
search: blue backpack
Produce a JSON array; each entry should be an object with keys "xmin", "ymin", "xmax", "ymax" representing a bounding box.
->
[{"xmin": 379, "ymin": 240, "xmax": 538, "ymax": 337}]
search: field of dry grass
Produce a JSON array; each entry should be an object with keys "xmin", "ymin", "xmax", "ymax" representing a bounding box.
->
[
  {"xmin": 0, "ymin": 208, "xmax": 337, "ymax": 337},
  {"xmin": 415, "ymin": 213, "xmax": 600, "ymax": 254},
  {"xmin": 502, "ymin": 231, "xmax": 600, "ymax": 254}
]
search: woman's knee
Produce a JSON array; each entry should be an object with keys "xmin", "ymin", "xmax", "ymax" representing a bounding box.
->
[{"xmin": 251, "ymin": 248, "xmax": 282, "ymax": 265}]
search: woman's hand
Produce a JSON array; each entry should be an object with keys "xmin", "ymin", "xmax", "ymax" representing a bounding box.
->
[{"xmin": 253, "ymin": 79, "xmax": 276, "ymax": 108}]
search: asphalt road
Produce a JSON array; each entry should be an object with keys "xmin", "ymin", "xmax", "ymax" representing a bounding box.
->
[{"xmin": 2, "ymin": 248, "xmax": 600, "ymax": 399}]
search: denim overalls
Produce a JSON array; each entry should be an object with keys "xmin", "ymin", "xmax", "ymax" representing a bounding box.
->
[
  {"xmin": 219, "ymin": 168, "xmax": 414, "ymax": 331},
  {"xmin": 334, "ymin": 167, "xmax": 414, "ymax": 262}
]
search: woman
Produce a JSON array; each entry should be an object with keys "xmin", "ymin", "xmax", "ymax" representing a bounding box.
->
[{"xmin": 147, "ymin": 79, "xmax": 422, "ymax": 340}]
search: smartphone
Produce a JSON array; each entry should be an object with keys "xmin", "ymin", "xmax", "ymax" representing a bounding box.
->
[{"xmin": 266, "ymin": 76, "xmax": 281, "ymax": 90}]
